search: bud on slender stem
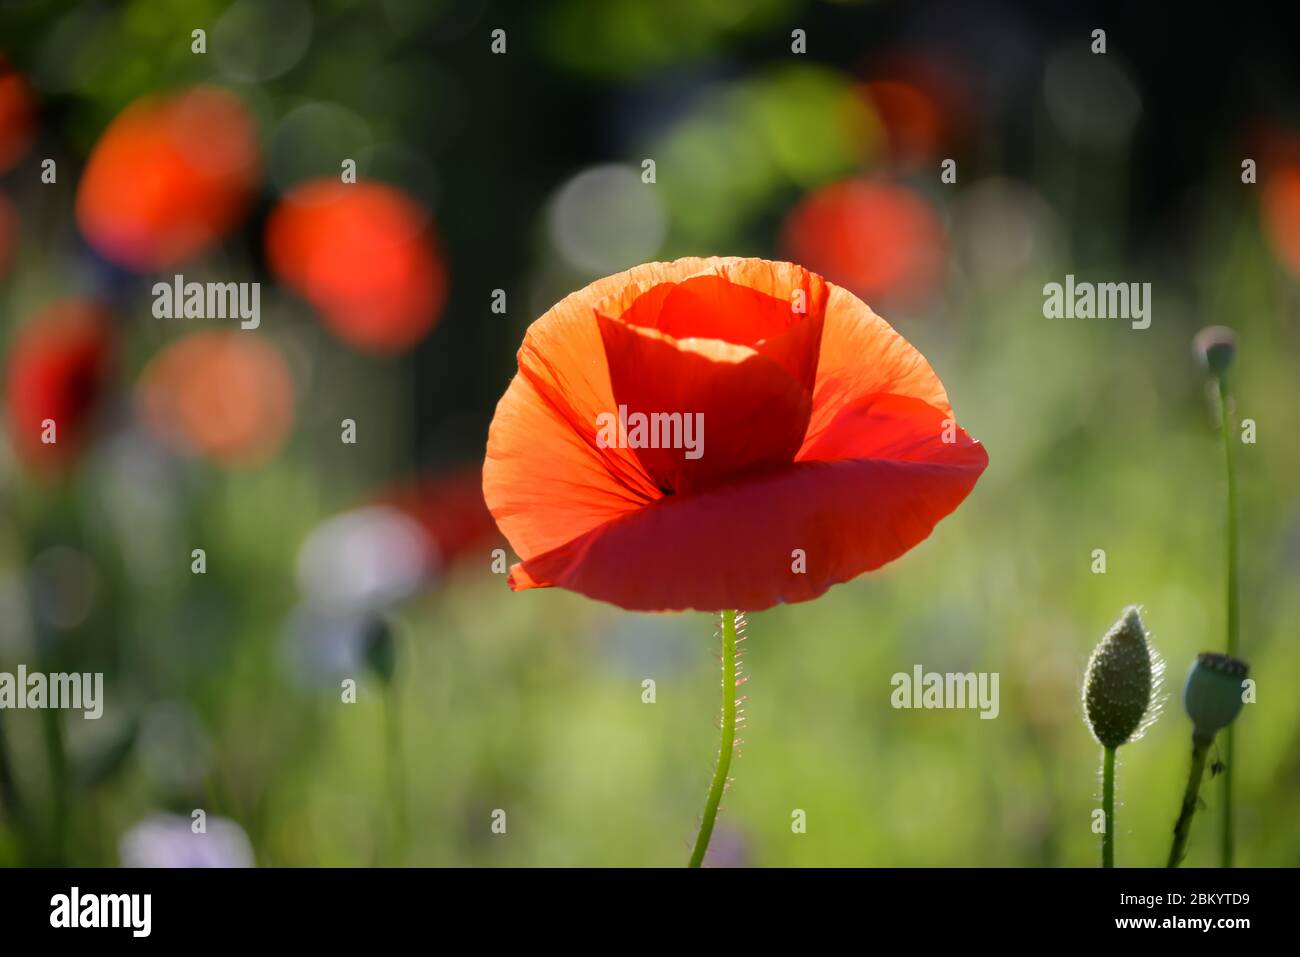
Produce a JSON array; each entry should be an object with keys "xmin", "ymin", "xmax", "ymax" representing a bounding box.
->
[
  {"xmin": 1167, "ymin": 653, "xmax": 1249, "ymax": 867},
  {"xmin": 1193, "ymin": 325, "xmax": 1236, "ymax": 381},
  {"xmin": 1082, "ymin": 607, "xmax": 1163, "ymax": 867},
  {"xmin": 1193, "ymin": 325, "xmax": 1244, "ymax": 868}
]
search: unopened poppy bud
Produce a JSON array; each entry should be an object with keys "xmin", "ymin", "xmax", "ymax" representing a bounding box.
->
[
  {"xmin": 1193, "ymin": 326, "xmax": 1236, "ymax": 379},
  {"xmin": 1182, "ymin": 652, "xmax": 1248, "ymax": 742},
  {"xmin": 1083, "ymin": 606, "xmax": 1162, "ymax": 749}
]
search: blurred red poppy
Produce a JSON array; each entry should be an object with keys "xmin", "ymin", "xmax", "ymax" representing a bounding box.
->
[
  {"xmin": 76, "ymin": 86, "xmax": 259, "ymax": 271},
  {"xmin": 1241, "ymin": 121, "xmax": 1300, "ymax": 171},
  {"xmin": 382, "ymin": 464, "xmax": 503, "ymax": 569},
  {"xmin": 265, "ymin": 180, "xmax": 447, "ymax": 354},
  {"xmin": 483, "ymin": 257, "xmax": 986, "ymax": 612},
  {"xmin": 857, "ymin": 56, "xmax": 975, "ymax": 171},
  {"xmin": 861, "ymin": 80, "xmax": 944, "ymax": 171},
  {"xmin": 781, "ymin": 180, "xmax": 946, "ymax": 309},
  {"xmin": 5, "ymin": 300, "xmax": 113, "ymax": 469},
  {"xmin": 0, "ymin": 57, "xmax": 36, "ymax": 174},
  {"xmin": 0, "ymin": 193, "xmax": 18, "ymax": 279},
  {"xmin": 137, "ymin": 331, "xmax": 294, "ymax": 467},
  {"xmin": 1262, "ymin": 164, "xmax": 1300, "ymax": 277}
]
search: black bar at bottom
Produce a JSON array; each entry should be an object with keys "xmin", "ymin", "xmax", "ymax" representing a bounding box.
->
[{"xmin": 0, "ymin": 865, "xmax": 1283, "ymax": 941}]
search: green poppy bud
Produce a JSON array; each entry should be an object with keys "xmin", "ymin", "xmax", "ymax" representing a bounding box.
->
[
  {"xmin": 1193, "ymin": 326, "xmax": 1236, "ymax": 379},
  {"xmin": 1182, "ymin": 652, "xmax": 1248, "ymax": 742},
  {"xmin": 1083, "ymin": 606, "xmax": 1163, "ymax": 749}
]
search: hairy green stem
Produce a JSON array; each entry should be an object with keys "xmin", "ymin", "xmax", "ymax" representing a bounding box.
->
[
  {"xmin": 1217, "ymin": 377, "xmax": 1239, "ymax": 868},
  {"xmin": 688, "ymin": 609, "xmax": 737, "ymax": 869},
  {"xmin": 1168, "ymin": 735, "xmax": 1212, "ymax": 867},
  {"xmin": 1101, "ymin": 746, "xmax": 1116, "ymax": 868}
]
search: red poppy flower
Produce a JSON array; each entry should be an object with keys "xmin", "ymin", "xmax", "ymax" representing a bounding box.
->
[
  {"xmin": 781, "ymin": 180, "xmax": 946, "ymax": 309},
  {"xmin": 76, "ymin": 86, "xmax": 259, "ymax": 271},
  {"xmin": 0, "ymin": 57, "xmax": 37, "ymax": 174},
  {"xmin": 264, "ymin": 180, "xmax": 447, "ymax": 354},
  {"xmin": 5, "ymin": 300, "xmax": 113, "ymax": 469},
  {"xmin": 483, "ymin": 257, "xmax": 986, "ymax": 612},
  {"xmin": 861, "ymin": 80, "xmax": 945, "ymax": 171},
  {"xmin": 857, "ymin": 56, "xmax": 977, "ymax": 172}
]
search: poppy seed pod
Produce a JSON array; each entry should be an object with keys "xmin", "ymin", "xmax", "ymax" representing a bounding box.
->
[
  {"xmin": 1192, "ymin": 325, "xmax": 1236, "ymax": 379},
  {"xmin": 1083, "ymin": 607, "xmax": 1162, "ymax": 749},
  {"xmin": 1183, "ymin": 652, "xmax": 1249, "ymax": 742}
]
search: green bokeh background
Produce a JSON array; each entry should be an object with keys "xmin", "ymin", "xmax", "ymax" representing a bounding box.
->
[{"xmin": 1, "ymin": 0, "xmax": 1297, "ymax": 866}]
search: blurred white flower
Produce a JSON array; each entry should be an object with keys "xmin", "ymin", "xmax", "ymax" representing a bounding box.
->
[
  {"xmin": 548, "ymin": 164, "xmax": 667, "ymax": 275},
  {"xmin": 120, "ymin": 813, "xmax": 254, "ymax": 868},
  {"xmin": 295, "ymin": 505, "xmax": 436, "ymax": 617}
]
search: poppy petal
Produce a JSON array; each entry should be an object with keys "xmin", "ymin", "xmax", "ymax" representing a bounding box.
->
[
  {"xmin": 595, "ymin": 319, "xmax": 813, "ymax": 494},
  {"xmin": 594, "ymin": 267, "xmax": 827, "ymax": 493},
  {"xmin": 507, "ymin": 419, "xmax": 986, "ymax": 611},
  {"xmin": 490, "ymin": 258, "xmax": 806, "ymax": 552},
  {"xmin": 800, "ymin": 283, "xmax": 954, "ymax": 456},
  {"xmin": 484, "ymin": 369, "xmax": 653, "ymax": 561},
  {"xmin": 510, "ymin": 259, "xmax": 734, "ymax": 503},
  {"xmin": 486, "ymin": 261, "xmax": 758, "ymax": 561}
]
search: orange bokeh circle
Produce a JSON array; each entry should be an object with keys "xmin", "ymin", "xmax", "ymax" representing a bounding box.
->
[
  {"xmin": 138, "ymin": 331, "xmax": 295, "ymax": 468},
  {"xmin": 76, "ymin": 86, "xmax": 259, "ymax": 272},
  {"xmin": 265, "ymin": 180, "xmax": 447, "ymax": 354}
]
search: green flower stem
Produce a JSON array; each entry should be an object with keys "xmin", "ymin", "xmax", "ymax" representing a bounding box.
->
[
  {"xmin": 688, "ymin": 609, "xmax": 737, "ymax": 869},
  {"xmin": 1168, "ymin": 734, "xmax": 1212, "ymax": 868},
  {"xmin": 1102, "ymin": 746, "xmax": 1116, "ymax": 868},
  {"xmin": 41, "ymin": 707, "xmax": 68, "ymax": 865},
  {"xmin": 1218, "ymin": 378, "xmax": 1240, "ymax": 663},
  {"xmin": 384, "ymin": 682, "xmax": 408, "ymax": 863},
  {"xmin": 0, "ymin": 710, "xmax": 22, "ymax": 822},
  {"xmin": 1217, "ymin": 376, "xmax": 1239, "ymax": 868},
  {"xmin": 0, "ymin": 712, "xmax": 35, "ymax": 865}
]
